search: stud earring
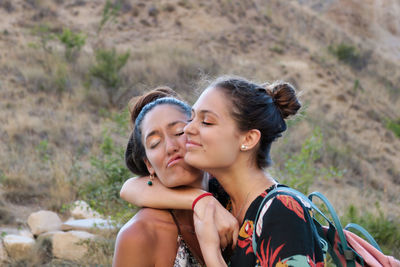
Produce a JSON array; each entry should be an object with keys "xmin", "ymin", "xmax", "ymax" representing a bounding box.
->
[
  {"xmin": 148, "ymin": 173, "xmax": 155, "ymax": 186},
  {"xmin": 241, "ymin": 144, "xmax": 247, "ymax": 150}
]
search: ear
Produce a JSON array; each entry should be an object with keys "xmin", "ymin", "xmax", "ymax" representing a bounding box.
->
[
  {"xmin": 144, "ymin": 158, "xmax": 155, "ymax": 175},
  {"xmin": 240, "ymin": 129, "xmax": 261, "ymax": 151}
]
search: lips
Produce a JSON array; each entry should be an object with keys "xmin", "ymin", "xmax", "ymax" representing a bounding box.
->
[
  {"xmin": 167, "ymin": 155, "xmax": 183, "ymax": 168},
  {"xmin": 186, "ymin": 139, "xmax": 202, "ymax": 148}
]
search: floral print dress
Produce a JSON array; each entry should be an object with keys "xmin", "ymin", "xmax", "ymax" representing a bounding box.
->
[{"xmin": 230, "ymin": 184, "xmax": 325, "ymax": 267}]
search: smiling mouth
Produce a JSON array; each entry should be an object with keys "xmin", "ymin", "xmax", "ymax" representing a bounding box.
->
[
  {"xmin": 167, "ymin": 156, "xmax": 182, "ymax": 168},
  {"xmin": 186, "ymin": 140, "xmax": 202, "ymax": 149}
]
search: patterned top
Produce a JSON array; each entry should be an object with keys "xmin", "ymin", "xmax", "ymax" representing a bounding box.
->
[
  {"xmin": 174, "ymin": 235, "xmax": 203, "ymax": 267},
  {"xmin": 230, "ymin": 184, "xmax": 325, "ymax": 267},
  {"xmin": 170, "ymin": 210, "xmax": 204, "ymax": 267}
]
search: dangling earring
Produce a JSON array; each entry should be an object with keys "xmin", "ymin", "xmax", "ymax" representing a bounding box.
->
[
  {"xmin": 148, "ymin": 173, "xmax": 155, "ymax": 186},
  {"xmin": 241, "ymin": 144, "xmax": 247, "ymax": 151}
]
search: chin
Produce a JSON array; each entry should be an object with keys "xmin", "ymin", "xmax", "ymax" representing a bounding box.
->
[{"xmin": 184, "ymin": 154, "xmax": 204, "ymax": 170}]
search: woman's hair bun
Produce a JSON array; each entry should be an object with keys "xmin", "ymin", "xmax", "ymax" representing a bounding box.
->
[
  {"xmin": 266, "ymin": 82, "xmax": 301, "ymax": 119},
  {"xmin": 129, "ymin": 86, "xmax": 180, "ymax": 125}
]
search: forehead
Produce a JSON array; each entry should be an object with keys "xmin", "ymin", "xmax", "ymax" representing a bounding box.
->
[
  {"xmin": 193, "ymin": 87, "xmax": 232, "ymax": 118},
  {"xmin": 141, "ymin": 104, "xmax": 188, "ymax": 132}
]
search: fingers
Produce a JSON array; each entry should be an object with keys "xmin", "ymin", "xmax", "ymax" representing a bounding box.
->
[
  {"xmin": 219, "ymin": 234, "xmax": 228, "ymax": 250},
  {"xmin": 231, "ymin": 221, "xmax": 239, "ymax": 249}
]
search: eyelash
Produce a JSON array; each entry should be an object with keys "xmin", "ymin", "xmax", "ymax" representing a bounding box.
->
[
  {"xmin": 176, "ymin": 132, "xmax": 184, "ymax": 136},
  {"xmin": 187, "ymin": 117, "xmax": 213, "ymax": 125}
]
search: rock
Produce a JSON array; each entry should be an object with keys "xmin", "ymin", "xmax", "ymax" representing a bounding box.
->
[
  {"xmin": 37, "ymin": 230, "xmax": 63, "ymax": 243},
  {"xmin": 52, "ymin": 231, "xmax": 95, "ymax": 262},
  {"xmin": 70, "ymin": 200, "xmax": 101, "ymax": 219},
  {"xmin": 0, "ymin": 241, "xmax": 8, "ymax": 263},
  {"xmin": 3, "ymin": 234, "xmax": 35, "ymax": 261},
  {"xmin": 19, "ymin": 229, "xmax": 34, "ymax": 239},
  {"xmin": 27, "ymin": 210, "xmax": 62, "ymax": 235},
  {"xmin": 61, "ymin": 218, "xmax": 117, "ymax": 234}
]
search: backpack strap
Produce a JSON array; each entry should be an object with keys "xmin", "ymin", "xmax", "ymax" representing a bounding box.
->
[
  {"xmin": 252, "ymin": 187, "xmax": 328, "ymax": 254},
  {"xmin": 344, "ymin": 223, "xmax": 382, "ymax": 252},
  {"xmin": 251, "ymin": 187, "xmax": 363, "ymax": 267}
]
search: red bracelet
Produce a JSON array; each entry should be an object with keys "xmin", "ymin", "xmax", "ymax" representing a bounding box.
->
[{"xmin": 192, "ymin": 192, "xmax": 213, "ymax": 210}]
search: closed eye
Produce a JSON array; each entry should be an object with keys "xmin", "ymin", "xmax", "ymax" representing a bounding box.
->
[
  {"xmin": 202, "ymin": 122, "xmax": 213, "ymax": 125},
  {"xmin": 176, "ymin": 132, "xmax": 184, "ymax": 136}
]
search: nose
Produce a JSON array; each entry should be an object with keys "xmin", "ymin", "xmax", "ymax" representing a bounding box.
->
[
  {"xmin": 183, "ymin": 119, "xmax": 197, "ymax": 136},
  {"xmin": 165, "ymin": 136, "xmax": 179, "ymax": 155}
]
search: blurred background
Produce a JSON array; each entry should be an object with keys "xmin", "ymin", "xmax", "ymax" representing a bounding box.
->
[{"xmin": 0, "ymin": 0, "xmax": 399, "ymax": 265}]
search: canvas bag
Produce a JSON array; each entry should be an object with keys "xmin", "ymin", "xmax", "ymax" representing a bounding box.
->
[{"xmin": 252, "ymin": 187, "xmax": 400, "ymax": 267}]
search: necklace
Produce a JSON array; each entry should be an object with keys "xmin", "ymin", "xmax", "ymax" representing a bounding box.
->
[
  {"xmin": 233, "ymin": 182, "xmax": 278, "ymax": 223},
  {"xmin": 233, "ymin": 191, "xmax": 251, "ymax": 223}
]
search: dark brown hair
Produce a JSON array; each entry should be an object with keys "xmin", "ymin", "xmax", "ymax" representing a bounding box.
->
[{"xmin": 210, "ymin": 76, "xmax": 301, "ymax": 168}]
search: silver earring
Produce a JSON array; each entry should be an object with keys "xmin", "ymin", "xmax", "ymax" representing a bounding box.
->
[{"xmin": 241, "ymin": 144, "xmax": 247, "ymax": 150}]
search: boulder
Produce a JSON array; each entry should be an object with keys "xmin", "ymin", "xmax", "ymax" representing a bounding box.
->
[
  {"xmin": 70, "ymin": 200, "xmax": 101, "ymax": 219},
  {"xmin": 3, "ymin": 234, "xmax": 35, "ymax": 261},
  {"xmin": 19, "ymin": 229, "xmax": 34, "ymax": 239},
  {"xmin": 61, "ymin": 218, "xmax": 117, "ymax": 234},
  {"xmin": 52, "ymin": 230, "xmax": 95, "ymax": 262},
  {"xmin": 27, "ymin": 210, "xmax": 62, "ymax": 235},
  {"xmin": 0, "ymin": 241, "xmax": 8, "ymax": 263}
]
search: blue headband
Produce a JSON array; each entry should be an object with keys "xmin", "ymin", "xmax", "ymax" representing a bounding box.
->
[{"xmin": 134, "ymin": 97, "xmax": 191, "ymax": 140}]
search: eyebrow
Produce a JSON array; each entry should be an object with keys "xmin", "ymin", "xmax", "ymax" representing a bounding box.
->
[
  {"xmin": 192, "ymin": 109, "xmax": 219, "ymax": 118},
  {"xmin": 145, "ymin": 120, "xmax": 187, "ymax": 140}
]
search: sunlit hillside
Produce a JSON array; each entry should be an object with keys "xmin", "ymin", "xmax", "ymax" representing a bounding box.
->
[{"xmin": 0, "ymin": 0, "xmax": 399, "ymax": 265}]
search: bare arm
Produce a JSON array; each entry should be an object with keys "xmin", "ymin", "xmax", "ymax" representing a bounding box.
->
[
  {"xmin": 120, "ymin": 176, "xmax": 239, "ymax": 249},
  {"xmin": 120, "ymin": 176, "xmax": 206, "ymax": 209}
]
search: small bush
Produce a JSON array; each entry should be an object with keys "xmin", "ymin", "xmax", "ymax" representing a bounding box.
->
[
  {"xmin": 386, "ymin": 118, "xmax": 400, "ymax": 138},
  {"xmin": 57, "ymin": 28, "xmax": 86, "ymax": 61},
  {"xmin": 328, "ymin": 43, "xmax": 369, "ymax": 70},
  {"xmin": 98, "ymin": 0, "xmax": 121, "ymax": 34},
  {"xmin": 273, "ymin": 128, "xmax": 343, "ymax": 194},
  {"xmin": 79, "ymin": 108, "xmax": 135, "ymax": 224},
  {"xmin": 88, "ymin": 48, "xmax": 130, "ymax": 105},
  {"xmin": 342, "ymin": 204, "xmax": 400, "ymax": 258}
]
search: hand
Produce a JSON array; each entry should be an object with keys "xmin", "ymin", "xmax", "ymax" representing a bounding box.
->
[
  {"xmin": 193, "ymin": 201, "xmax": 227, "ymax": 267},
  {"xmin": 193, "ymin": 196, "xmax": 239, "ymax": 250}
]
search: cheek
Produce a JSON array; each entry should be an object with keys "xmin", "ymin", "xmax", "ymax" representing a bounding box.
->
[
  {"xmin": 146, "ymin": 149, "xmax": 165, "ymax": 174},
  {"xmin": 186, "ymin": 128, "xmax": 240, "ymax": 169}
]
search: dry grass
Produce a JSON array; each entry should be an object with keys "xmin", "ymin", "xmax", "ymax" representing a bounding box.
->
[{"xmin": 0, "ymin": 0, "xmax": 400, "ymax": 263}]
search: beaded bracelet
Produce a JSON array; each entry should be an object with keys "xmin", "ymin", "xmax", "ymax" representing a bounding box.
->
[{"xmin": 192, "ymin": 192, "xmax": 213, "ymax": 211}]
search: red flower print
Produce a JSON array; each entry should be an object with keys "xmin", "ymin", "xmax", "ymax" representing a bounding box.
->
[{"xmin": 276, "ymin": 195, "xmax": 306, "ymax": 222}]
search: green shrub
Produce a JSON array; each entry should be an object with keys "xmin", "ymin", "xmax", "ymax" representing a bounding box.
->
[
  {"xmin": 328, "ymin": 43, "xmax": 369, "ymax": 70},
  {"xmin": 342, "ymin": 204, "xmax": 400, "ymax": 258},
  {"xmin": 88, "ymin": 48, "xmax": 130, "ymax": 105},
  {"xmin": 57, "ymin": 28, "xmax": 86, "ymax": 61},
  {"xmin": 78, "ymin": 107, "xmax": 136, "ymax": 224},
  {"xmin": 79, "ymin": 131, "xmax": 135, "ymax": 223},
  {"xmin": 273, "ymin": 128, "xmax": 342, "ymax": 194},
  {"xmin": 98, "ymin": 0, "xmax": 121, "ymax": 34},
  {"xmin": 30, "ymin": 24, "xmax": 55, "ymax": 53},
  {"xmin": 386, "ymin": 119, "xmax": 400, "ymax": 138}
]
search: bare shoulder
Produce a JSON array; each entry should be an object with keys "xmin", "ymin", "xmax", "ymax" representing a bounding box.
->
[
  {"xmin": 113, "ymin": 208, "xmax": 176, "ymax": 267},
  {"xmin": 117, "ymin": 208, "xmax": 174, "ymax": 246}
]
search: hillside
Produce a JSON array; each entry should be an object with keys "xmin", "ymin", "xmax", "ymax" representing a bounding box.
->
[{"xmin": 0, "ymin": 0, "xmax": 399, "ymax": 264}]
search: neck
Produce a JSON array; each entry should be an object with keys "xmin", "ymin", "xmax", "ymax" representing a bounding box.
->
[
  {"xmin": 186, "ymin": 172, "xmax": 207, "ymax": 190},
  {"xmin": 208, "ymin": 163, "xmax": 276, "ymax": 224}
]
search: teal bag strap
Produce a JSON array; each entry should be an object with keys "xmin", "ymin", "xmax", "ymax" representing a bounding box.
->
[
  {"xmin": 308, "ymin": 192, "xmax": 362, "ymax": 267},
  {"xmin": 252, "ymin": 187, "xmax": 363, "ymax": 267},
  {"xmin": 344, "ymin": 223, "xmax": 382, "ymax": 252},
  {"xmin": 252, "ymin": 186, "xmax": 330, "ymax": 254}
]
